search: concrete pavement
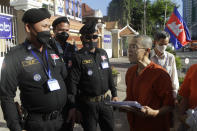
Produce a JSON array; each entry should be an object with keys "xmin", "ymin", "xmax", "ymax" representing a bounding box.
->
[{"xmin": 0, "ymin": 56, "xmax": 131, "ymax": 131}]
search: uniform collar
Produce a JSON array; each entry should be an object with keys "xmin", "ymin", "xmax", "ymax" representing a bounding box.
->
[
  {"xmin": 81, "ymin": 47, "xmax": 100, "ymax": 55},
  {"xmin": 24, "ymin": 39, "xmax": 52, "ymax": 51},
  {"xmin": 62, "ymin": 42, "xmax": 70, "ymax": 49}
]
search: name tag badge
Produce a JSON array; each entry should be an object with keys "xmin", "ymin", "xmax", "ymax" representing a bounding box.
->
[
  {"xmin": 47, "ymin": 79, "xmax": 60, "ymax": 91},
  {"xmin": 101, "ymin": 62, "xmax": 109, "ymax": 69}
]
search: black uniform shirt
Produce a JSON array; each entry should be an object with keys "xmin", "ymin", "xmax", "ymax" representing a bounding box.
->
[
  {"xmin": 55, "ymin": 41, "xmax": 77, "ymax": 70},
  {"xmin": 68, "ymin": 48, "xmax": 117, "ymax": 104},
  {"xmin": 0, "ymin": 40, "xmax": 68, "ymax": 131}
]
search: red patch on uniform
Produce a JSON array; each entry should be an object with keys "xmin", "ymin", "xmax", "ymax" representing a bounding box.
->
[
  {"xmin": 50, "ymin": 54, "xmax": 59, "ymax": 60},
  {"xmin": 101, "ymin": 55, "xmax": 107, "ymax": 60}
]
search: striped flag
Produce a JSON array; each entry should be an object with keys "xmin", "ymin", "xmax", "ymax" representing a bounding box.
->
[{"xmin": 165, "ymin": 7, "xmax": 191, "ymax": 49}]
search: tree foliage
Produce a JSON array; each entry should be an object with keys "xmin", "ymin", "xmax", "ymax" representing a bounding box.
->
[
  {"xmin": 151, "ymin": 0, "xmax": 176, "ymax": 30},
  {"xmin": 130, "ymin": 0, "xmax": 144, "ymax": 32},
  {"xmin": 107, "ymin": 0, "xmax": 131, "ymax": 26},
  {"xmin": 107, "ymin": 0, "xmax": 177, "ymax": 35}
]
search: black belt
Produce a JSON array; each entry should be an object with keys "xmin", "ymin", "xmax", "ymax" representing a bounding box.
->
[
  {"xmin": 27, "ymin": 110, "xmax": 61, "ymax": 121},
  {"xmin": 80, "ymin": 91, "xmax": 110, "ymax": 102}
]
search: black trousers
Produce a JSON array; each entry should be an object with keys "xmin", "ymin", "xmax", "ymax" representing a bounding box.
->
[
  {"xmin": 24, "ymin": 113, "xmax": 70, "ymax": 131},
  {"xmin": 79, "ymin": 97, "xmax": 114, "ymax": 131}
]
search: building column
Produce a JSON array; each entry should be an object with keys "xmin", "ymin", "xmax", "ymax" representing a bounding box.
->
[
  {"xmin": 119, "ymin": 38, "xmax": 123, "ymax": 56},
  {"xmin": 111, "ymin": 29, "xmax": 119, "ymax": 58},
  {"xmin": 16, "ymin": 10, "xmax": 26, "ymax": 44}
]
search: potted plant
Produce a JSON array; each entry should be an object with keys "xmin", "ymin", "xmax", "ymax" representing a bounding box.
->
[{"xmin": 111, "ymin": 66, "xmax": 121, "ymax": 87}]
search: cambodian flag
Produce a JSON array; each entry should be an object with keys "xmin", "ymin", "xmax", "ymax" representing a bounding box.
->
[{"xmin": 165, "ymin": 7, "xmax": 191, "ymax": 49}]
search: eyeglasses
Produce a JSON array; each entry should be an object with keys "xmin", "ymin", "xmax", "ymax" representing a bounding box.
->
[
  {"xmin": 129, "ymin": 44, "xmax": 147, "ymax": 50},
  {"xmin": 85, "ymin": 35, "xmax": 98, "ymax": 40}
]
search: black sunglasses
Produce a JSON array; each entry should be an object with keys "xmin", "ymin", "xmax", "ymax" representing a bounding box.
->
[{"xmin": 85, "ymin": 35, "xmax": 98, "ymax": 40}]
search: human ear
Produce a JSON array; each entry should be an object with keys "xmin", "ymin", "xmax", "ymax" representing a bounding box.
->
[
  {"xmin": 80, "ymin": 36, "xmax": 83, "ymax": 41},
  {"xmin": 24, "ymin": 23, "xmax": 31, "ymax": 33},
  {"xmin": 146, "ymin": 48, "xmax": 151, "ymax": 53}
]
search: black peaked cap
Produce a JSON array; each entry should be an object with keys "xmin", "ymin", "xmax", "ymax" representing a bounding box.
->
[
  {"xmin": 22, "ymin": 8, "xmax": 51, "ymax": 24},
  {"xmin": 79, "ymin": 22, "xmax": 97, "ymax": 35},
  {"xmin": 52, "ymin": 17, "xmax": 69, "ymax": 28}
]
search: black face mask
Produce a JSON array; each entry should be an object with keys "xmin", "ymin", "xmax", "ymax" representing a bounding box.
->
[
  {"xmin": 83, "ymin": 41, "xmax": 97, "ymax": 50},
  {"xmin": 56, "ymin": 32, "xmax": 69, "ymax": 43},
  {"xmin": 36, "ymin": 31, "xmax": 51, "ymax": 45}
]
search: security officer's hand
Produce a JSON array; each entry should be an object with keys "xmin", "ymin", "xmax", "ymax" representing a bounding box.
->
[
  {"xmin": 66, "ymin": 108, "xmax": 76, "ymax": 128},
  {"xmin": 112, "ymin": 97, "xmax": 118, "ymax": 102}
]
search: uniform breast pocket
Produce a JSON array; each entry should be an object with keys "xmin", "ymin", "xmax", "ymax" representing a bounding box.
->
[
  {"xmin": 51, "ymin": 59, "xmax": 63, "ymax": 70},
  {"xmin": 23, "ymin": 64, "xmax": 42, "ymax": 74},
  {"xmin": 83, "ymin": 64, "xmax": 95, "ymax": 77},
  {"xmin": 22, "ymin": 64, "xmax": 46, "ymax": 83}
]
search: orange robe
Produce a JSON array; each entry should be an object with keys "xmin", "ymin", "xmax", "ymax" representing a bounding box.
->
[
  {"xmin": 125, "ymin": 62, "xmax": 174, "ymax": 131},
  {"xmin": 179, "ymin": 64, "xmax": 197, "ymax": 109}
]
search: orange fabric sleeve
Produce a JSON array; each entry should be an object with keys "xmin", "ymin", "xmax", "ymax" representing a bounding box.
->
[
  {"xmin": 153, "ymin": 70, "xmax": 175, "ymax": 106},
  {"xmin": 179, "ymin": 65, "xmax": 194, "ymax": 98},
  {"xmin": 125, "ymin": 69, "xmax": 129, "ymax": 101},
  {"xmin": 125, "ymin": 66, "xmax": 136, "ymax": 101}
]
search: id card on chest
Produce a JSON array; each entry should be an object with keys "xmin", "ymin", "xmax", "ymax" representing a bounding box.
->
[
  {"xmin": 47, "ymin": 79, "xmax": 60, "ymax": 91},
  {"xmin": 101, "ymin": 61, "xmax": 109, "ymax": 69}
]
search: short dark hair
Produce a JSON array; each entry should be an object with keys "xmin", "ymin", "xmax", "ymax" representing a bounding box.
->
[
  {"xmin": 154, "ymin": 31, "xmax": 170, "ymax": 41},
  {"xmin": 79, "ymin": 21, "xmax": 98, "ymax": 35},
  {"xmin": 52, "ymin": 17, "xmax": 70, "ymax": 29}
]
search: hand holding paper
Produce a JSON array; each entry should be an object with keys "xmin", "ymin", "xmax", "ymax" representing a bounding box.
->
[
  {"xmin": 105, "ymin": 101, "xmax": 143, "ymax": 113},
  {"xmin": 105, "ymin": 101, "xmax": 161, "ymax": 117}
]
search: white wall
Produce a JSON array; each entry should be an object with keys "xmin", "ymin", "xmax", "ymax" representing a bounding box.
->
[
  {"xmin": 103, "ymin": 29, "xmax": 112, "ymax": 58},
  {"xmin": 105, "ymin": 49, "xmax": 112, "ymax": 58}
]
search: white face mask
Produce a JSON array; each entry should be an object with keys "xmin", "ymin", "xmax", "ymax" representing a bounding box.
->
[{"xmin": 156, "ymin": 45, "xmax": 167, "ymax": 53}]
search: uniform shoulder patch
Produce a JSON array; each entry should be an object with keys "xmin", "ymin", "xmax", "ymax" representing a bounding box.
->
[{"xmin": 50, "ymin": 54, "xmax": 60, "ymax": 60}]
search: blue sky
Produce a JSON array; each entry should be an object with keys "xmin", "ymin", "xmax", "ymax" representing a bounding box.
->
[
  {"xmin": 82, "ymin": 0, "xmax": 112, "ymax": 16},
  {"xmin": 82, "ymin": 0, "xmax": 183, "ymax": 16}
]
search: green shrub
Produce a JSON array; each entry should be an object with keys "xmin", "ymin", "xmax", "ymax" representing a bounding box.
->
[
  {"xmin": 111, "ymin": 66, "xmax": 120, "ymax": 76},
  {"xmin": 166, "ymin": 46, "xmax": 176, "ymax": 55},
  {"xmin": 177, "ymin": 77, "xmax": 185, "ymax": 102},
  {"xmin": 178, "ymin": 77, "xmax": 184, "ymax": 85},
  {"xmin": 175, "ymin": 56, "xmax": 182, "ymax": 70}
]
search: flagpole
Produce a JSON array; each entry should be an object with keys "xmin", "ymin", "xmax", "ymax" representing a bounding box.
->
[
  {"xmin": 143, "ymin": 0, "xmax": 146, "ymax": 35},
  {"xmin": 164, "ymin": 1, "xmax": 167, "ymax": 29}
]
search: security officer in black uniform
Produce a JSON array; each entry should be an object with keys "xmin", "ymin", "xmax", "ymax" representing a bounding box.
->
[
  {"xmin": 52, "ymin": 17, "xmax": 78, "ymax": 130},
  {"xmin": 68, "ymin": 22, "xmax": 118, "ymax": 131},
  {"xmin": 0, "ymin": 8, "xmax": 74, "ymax": 131},
  {"xmin": 52, "ymin": 16, "xmax": 78, "ymax": 72}
]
